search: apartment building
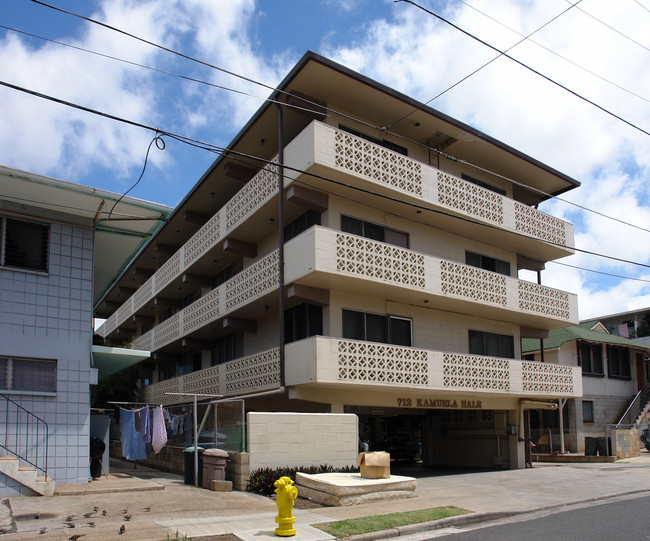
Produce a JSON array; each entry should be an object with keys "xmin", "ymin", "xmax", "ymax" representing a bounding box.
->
[
  {"xmin": 0, "ymin": 166, "xmax": 169, "ymax": 497},
  {"xmin": 95, "ymin": 52, "xmax": 583, "ymax": 470}
]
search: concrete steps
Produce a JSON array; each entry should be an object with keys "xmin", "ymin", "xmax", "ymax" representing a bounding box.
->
[{"xmin": 0, "ymin": 455, "xmax": 55, "ymax": 496}]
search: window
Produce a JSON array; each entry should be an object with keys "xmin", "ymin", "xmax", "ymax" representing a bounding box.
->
[
  {"xmin": 339, "ymin": 125, "xmax": 408, "ymax": 156},
  {"xmin": 211, "ymin": 333, "xmax": 243, "ymax": 365},
  {"xmin": 461, "ymin": 174, "xmax": 506, "ymax": 196},
  {"xmin": 582, "ymin": 400, "xmax": 594, "ymax": 423},
  {"xmin": 341, "ymin": 216, "xmax": 409, "ymax": 248},
  {"xmin": 285, "ymin": 303, "xmax": 323, "ymax": 344},
  {"xmin": 468, "ymin": 330, "xmax": 514, "ymax": 358},
  {"xmin": 466, "ymin": 251, "xmax": 511, "ymax": 276},
  {"xmin": 579, "ymin": 341, "xmax": 604, "ymax": 376},
  {"xmin": 342, "ymin": 309, "xmax": 412, "ymax": 347},
  {"xmin": 159, "ymin": 359, "xmax": 176, "ymax": 381},
  {"xmin": 212, "ymin": 259, "xmax": 243, "ymax": 289},
  {"xmin": 0, "ymin": 357, "xmax": 56, "ymax": 393},
  {"xmin": 1, "ymin": 217, "xmax": 49, "ymax": 272},
  {"xmin": 607, "ymin": 345, "xmax": 631, "ymax": 379},
  {"xmin": 284, "ymin": 210, "xmax": 321, "ymax": 242},
  {"xmin": 178, "ymin": 353, "xmax": 201, "ymax": 376}
]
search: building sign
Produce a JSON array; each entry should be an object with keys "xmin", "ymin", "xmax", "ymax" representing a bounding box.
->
[{"xmin": 397, "ymin": 397, "xmax": 483, "ymax": 409}]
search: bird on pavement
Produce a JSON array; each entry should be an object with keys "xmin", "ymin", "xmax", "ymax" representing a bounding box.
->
[
  {"xmin": 83, "ymin": 512, "xmax": 94, "ymax": 518},
  {"xmin": 119, "ymin": 524, "xmax": 126, "ymax": 535},
  {"xmin": 69, "ymin": 535, "xmax": 85, "ymax": 541},
  {"xmin": 34, "ymin": 512, "xmax": 40, "ymax": 519},
  {"xmin": 38, "ymin": 527, "xmax": 47, "ymax": 535},
  {"xmin": 143, "ymin": 506, "xmax": 151, "ymax": 512},
  {"xmin": 123, "ymin": 514, "xmax": 131, "ymax": 521},
  {"xmin": 87, "ymin": 522, "xmax": 95, "ymax": 528},
  {"xmin": 65, "ymin": 522, "xmax": 75, "ymax": 528},
  {"xmin": 65, "ymin": 515, "xmax": 76, "ymax": 522},
  {"xmin": 102, "ymin": 510, "xmax": 107, "ymax": 516}
]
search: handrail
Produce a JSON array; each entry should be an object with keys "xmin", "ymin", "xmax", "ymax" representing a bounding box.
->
[
  {"xmin": 616, "ymin": 382, "xmax": 650, "ymax": 428},
  {"xmin": 0, "ymin": 393, "xmax": 49, "ymax": 477}
]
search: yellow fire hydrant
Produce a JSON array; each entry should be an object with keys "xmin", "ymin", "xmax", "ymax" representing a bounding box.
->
[{"xmin": 274, "ymin": 476, "xmax": 298, "ymax": 536}]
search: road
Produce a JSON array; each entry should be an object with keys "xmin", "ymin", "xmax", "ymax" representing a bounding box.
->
[{"xmin": 400, "ymin": 493, "xmax": 650, "ymax": 541}]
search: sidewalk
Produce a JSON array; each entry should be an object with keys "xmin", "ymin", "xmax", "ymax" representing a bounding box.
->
[{"xmin": 1, "ymin": 453, "xmax": 649, "ymax": 540}]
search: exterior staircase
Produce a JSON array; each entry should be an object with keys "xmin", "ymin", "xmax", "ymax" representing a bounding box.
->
[
  {"xmin": 617, "ymin": 382, "xmax": 650, "ymax": 428},
  {"xmin": 0, "ymin": 393, "xmax": 54, "ymax": 496},
  {"xmin": 0, "ymin": 456, "xmax": 55, "ymax": 496}
]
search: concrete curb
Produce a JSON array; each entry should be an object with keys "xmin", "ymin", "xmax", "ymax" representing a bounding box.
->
[{"xmin": 344, "ymin": 489, "xmax": 650, "ymax": 541}]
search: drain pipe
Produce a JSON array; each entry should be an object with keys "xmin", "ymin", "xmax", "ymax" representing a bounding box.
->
[
  {"xmin": 537, "ymin": 269, "xmax": 545, "ymax": 363},
  {"xmin": 276, "ymin": 102, "xmax": 286, "ymax": 388}
]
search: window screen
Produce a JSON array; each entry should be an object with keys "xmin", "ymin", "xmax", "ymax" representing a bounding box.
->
[
  {"xmin": 607, "ymin": 345, "xmax": 630, "ymax": 379},
  {"xmin": 466, "ymin": 251, "xmax": 510, "ymax": 276},
  {"xmin": 11, "ymin": 359, "xmax": 56, "ymax": 392},
  {"xmin": 284, "ymin": 303, "xmax": 323, "ymax": 344},
  {"xmin": 342, "ymin": 309, "xmax": 412, "ymax": 347},
  {"xmin": 341, "ymin": 215, "xmax": 408, "ymax": 248},
  {"xmin": 579, "ymin": 341, "xmax": 604, "ymax": 376},
  {"xmin": 2, "ymin": 218, "xmax": 49, "ymax": 272},
  {"xmin": 468, "ymin": 330, "xmax": 515, "ymax": 358}
]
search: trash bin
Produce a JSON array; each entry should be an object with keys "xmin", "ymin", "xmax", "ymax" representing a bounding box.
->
[
  {"xmin": 89, "ymin": 437, "xmax": 106, "ymax": 479},
  {"xmin": 183, "ymin": 446, "xmax": 204, "ymax": 485},
  {"xmin": 596, "ymin": 437, "xmax": 609, "ymax": 456},
  {"xmin": 201, "ymin": 448, "xmax": 228, "ymax": 489},
  {"xmin": 585, "ymin": 437, "xmax": 598, "ymax": 456}
]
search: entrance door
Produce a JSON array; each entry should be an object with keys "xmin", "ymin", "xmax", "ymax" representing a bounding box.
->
[{"xmin": 636, "ymin": 353, "xmax": 645, "ymax": 391}]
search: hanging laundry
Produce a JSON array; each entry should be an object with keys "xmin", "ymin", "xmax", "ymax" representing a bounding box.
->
[
  {"xmin": 119, "ymin": 408, "xmax": 148, "ymax": 461},
  {"xmin": 151, "ymin": 405, "xmax": 167, "ymax": 454},
  {"xmin": 140, "ymin": 405, "xmax": 151, "ymax": 444}
]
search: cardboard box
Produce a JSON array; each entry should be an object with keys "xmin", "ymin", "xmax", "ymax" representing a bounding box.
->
[{"xmin": 358, "ymin": 451, "xmax": 391, "ymax": 479}]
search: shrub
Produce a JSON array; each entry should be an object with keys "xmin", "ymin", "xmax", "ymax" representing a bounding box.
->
[{"xmin": 247, "ymin": 464, "xmax": 359, "ymax": 495}]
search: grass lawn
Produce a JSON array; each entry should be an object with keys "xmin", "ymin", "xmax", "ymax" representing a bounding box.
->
[{"xmin": 314, "ymin": 506, "xmax": 469, "ymax": 537}]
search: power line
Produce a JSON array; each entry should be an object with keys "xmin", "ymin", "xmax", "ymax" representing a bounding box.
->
[
  {"xmin": 453, "ymin": 0, "xmax": 650, "ymax": 105},
  {"xmin": 395, "ymin": 0, "xmax": 650, "ymax": 138},
  {"xmin": 387, "ymin": 0, "xmax": 584, "ymax": 128},
  {"xmin": 12, "ymin": 10, "xmax": 650, "ymax": 236},
  {"xmin": 2, "ymin": 78, "xmax": 649, "ymax": 277},
  {"xmin": 567, "ymin": 0, "xmax": 650, "ymax": 53},
  {"xmin": 550, "ymin": 260, "xmax": 650, "ymax": 283}
]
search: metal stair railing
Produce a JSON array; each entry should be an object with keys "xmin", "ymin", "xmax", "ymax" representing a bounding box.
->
[
  {"xmin": 616, "ymin": 382, "xmax": 650, "ymax": 428},
  {"xmin": 0, "ymin": 393, "xmax": 49, "ymax": 477}
]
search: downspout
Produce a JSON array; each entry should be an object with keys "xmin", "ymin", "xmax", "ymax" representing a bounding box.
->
[
  {"xmin": 276, "ymin": 102, "xmax": 286, "ymax": 387},
  {"xmin": 537, "ymin": 269, "xmax": 545, "ymax": 363}
]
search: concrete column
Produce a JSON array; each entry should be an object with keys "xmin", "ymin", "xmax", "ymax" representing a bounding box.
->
[{"xmin": 509, "ymin": 408, "xmax": 525, "ymax": 469}]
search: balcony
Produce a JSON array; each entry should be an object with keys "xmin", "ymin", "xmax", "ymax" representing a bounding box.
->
[
  {"xmin": 139, "ymin": 337, "xmax": 581, "ymax": 405},
  {"xmin": 99, "ymin": 121, "xmax": 574, "ymax": 339},
  {"xmin": 127, "ymin": 227, "xmax": 576, "ymax": 354}
]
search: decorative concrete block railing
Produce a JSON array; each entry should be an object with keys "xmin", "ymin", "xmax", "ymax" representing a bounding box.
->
[{"xmin": 100, "ymin": 122, "xmax": 574, "ymax": 338}]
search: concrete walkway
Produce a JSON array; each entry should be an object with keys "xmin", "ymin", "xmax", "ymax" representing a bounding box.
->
[{"xmin": 1, "ymin": 453, "xmax": 649, "ymax": 540}]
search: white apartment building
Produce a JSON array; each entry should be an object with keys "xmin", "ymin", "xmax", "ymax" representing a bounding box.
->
[{"xmin": 95, "ymin": 52, "xmax": 583, "ymax": 471}]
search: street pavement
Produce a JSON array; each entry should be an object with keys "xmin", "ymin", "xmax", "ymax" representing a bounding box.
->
[{"xmin": 0, "ymin": 451, "xmax": 649, "ymax": 541}]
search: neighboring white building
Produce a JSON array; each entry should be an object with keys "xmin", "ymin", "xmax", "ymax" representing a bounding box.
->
[
  {"xmin": 522, "ymin": 322, "xmax": 650, "ymax": 454},
  {"xmin": 0, "ymin": 166, "xmax": 170, "ymax": 496},
  {"xmin": 96, "ymin": 52, "xmax": 584, "ymax": 472},
  {"xmin": 583, "ymin": 308, "xmax": 650, "ymax": 347}
]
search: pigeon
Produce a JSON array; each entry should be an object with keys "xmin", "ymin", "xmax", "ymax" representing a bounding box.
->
[
  {"xmin": 65, "ymin": 522, "xmax": 76, "ymax": 528},
  {"xmin": 101, "ymin": 510, "xmax": 107, "ymax": 516},
  {"xmin": 93, "ymin": 506, "xmax": 99, "ymax": 512},
  {"xmin": 87, "ymin": 521, "xmax": 95, "ymax": 528},
  {"xmin": 121, "ymin": 508, "xmax": 129, "ymax": 515},
  {"xmin": 83, "ymin": 512, "xmax": 94, "ymax": 518},
  {"xmin": 38, "ymin": 527, "xmax": 47, "ymax": 535},
  {"xmin": 123, "ymin": 514, "xmax": 131, "ymax": 521},
  {"xmin": 69, "ymin": 535, "xmax": 85, "ymax": 541},
  {"xmin": 34, "ymin": 512, "xmax": 40, "ymax": 519},
  {"xmin": 0, "ymin": 527, "xmax": 11, "ymax": 534},
  {"xmin": 65, "ymin": 515, "xmax": 76, "ymax": 522},
  {"xmin": 119, "ymin": 524, "xmax": 126, "ymax": 535},
  {"xmin": 143, "ymin": 506, "xmax": 151, "ymax": 512}
]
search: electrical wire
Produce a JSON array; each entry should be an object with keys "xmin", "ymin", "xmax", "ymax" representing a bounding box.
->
[
  {"xmin": 2, "ymin": 78, "xmax": 649, "ymax": 278},
  {"xmin": 9, "ymin": 10, "xmax": 650, "ymax": 234},
  {"xmin": 567, "ymin": 0, "xmax": 650, "ymax": 53},
  {"xmin": 108, "ymin": 132, "xmax": 165, "ymax": 219},
  {"xmin": 453, "ymin": 0, "xmax": 650, "ymax": 105},
  {"xmin": 387, "ymin": 0, "xmax": 584, "ymax": 128},
  {"xmin": 549, "ymin": 260, "xmax": 650, "ymax": 283},
  {"xmin": 395, "ymin": 0, "xmax": 650, "ymax": 138}
]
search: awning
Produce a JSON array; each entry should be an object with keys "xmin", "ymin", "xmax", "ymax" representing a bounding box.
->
[
  {"xmin": 91, "ymin": 345, "xmax": 150, "ymax": 380},
  {"xmin": 521, "ymin": 400, "xmax": 558, "ymax": 410}
]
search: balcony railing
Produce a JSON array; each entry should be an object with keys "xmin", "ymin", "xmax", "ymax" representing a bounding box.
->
[
  {"xmin": 100, "ymin": 121, "xmax": 574, "ymax": 338},
  {"xmin": 138, "ymin": 337, "xmax": 581, "ymax": 405},
  {"xmin": 124, "ymin": 228, "xmax": 576, "ymax": 354}
]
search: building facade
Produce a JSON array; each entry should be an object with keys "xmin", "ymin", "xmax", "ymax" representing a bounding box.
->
[
  {"xmin": 523, "ymin": 322, "xmax": 650, "ymax": 454},
  {"xmin": 0, "ymin": 166, "xmax": 169, "ymax": 496},
  {"xmin": 96, "ymin": 52, "xmax": 583, "ymax": 470}
]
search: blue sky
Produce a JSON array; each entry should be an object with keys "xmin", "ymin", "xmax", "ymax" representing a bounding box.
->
[{"xmin": 1, "ymin": 0, "xmax": 650, "ymax": 319}]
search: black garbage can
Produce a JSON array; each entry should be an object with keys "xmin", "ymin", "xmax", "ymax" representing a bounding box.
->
[
  {"xmin": 585, "ymin": 437, "xmax": 598, "ymax": 456},
  {"xmin": 183, "ymin": 446, "xmax": 204, "ymax": 485},
  {"xmin": 90, "ymin": 437, "xmax": 106, "ymax": 479}
]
